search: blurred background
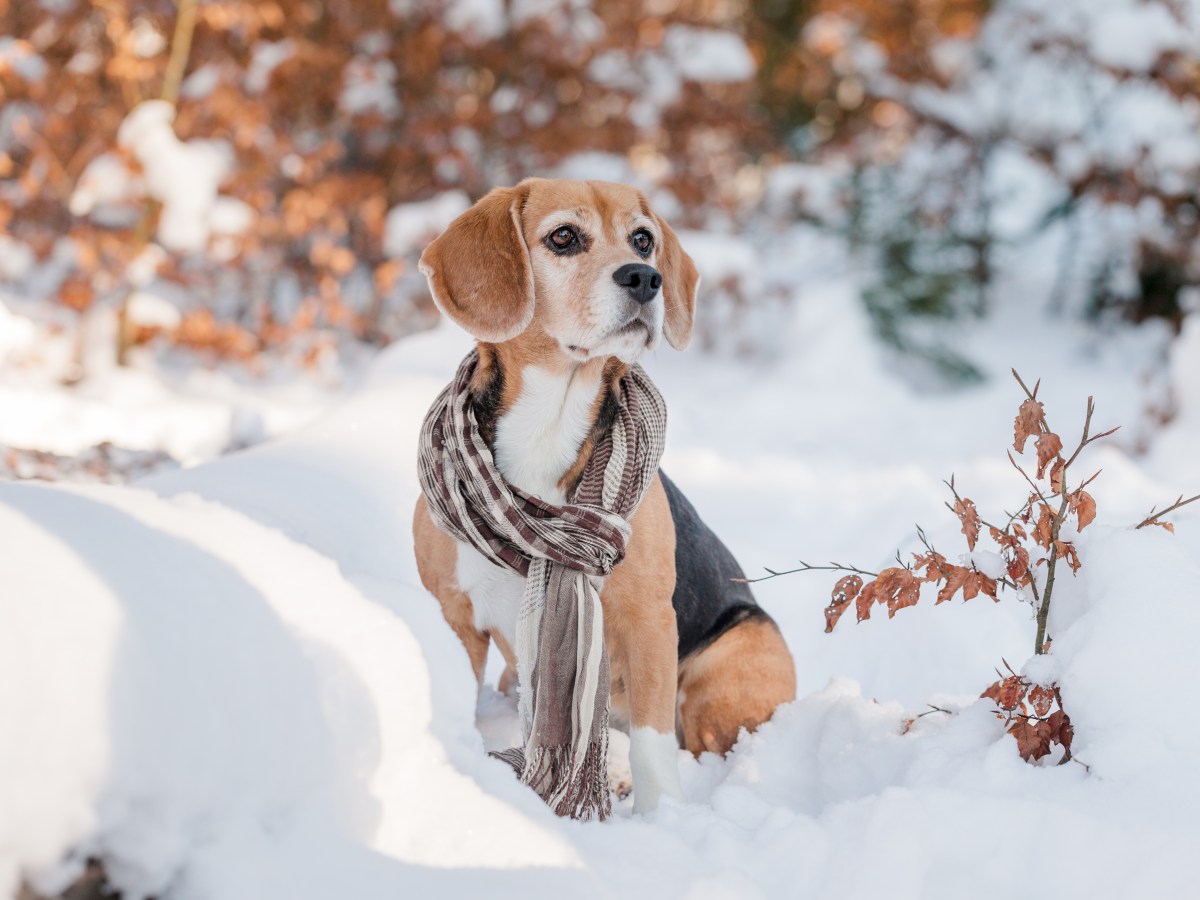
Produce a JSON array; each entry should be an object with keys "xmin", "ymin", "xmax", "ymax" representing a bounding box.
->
[{"xmin": 1, "ymin": 0, "xmax": 1198, "ymax": 480}]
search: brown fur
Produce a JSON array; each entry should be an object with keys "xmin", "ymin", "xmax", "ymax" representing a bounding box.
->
[
  {"xmin": 412, "ymin": 178, "xmax": 790, "ymax": 760},
  {"xmin": 420, "ymin": 185, "xmax": 536, "ymax": 344},
  {"xmin": 413, "ymin": 475, "xmax": 679, "ymax": 737},
  {"xmin": 677, "ymin": 617, "xmax": 797, "ymax": 755}
]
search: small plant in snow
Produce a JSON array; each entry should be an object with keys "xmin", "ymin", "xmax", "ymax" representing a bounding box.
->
[{"xmin": 750, "ymin": 370, "xmax": 1199, "ymax": 763}]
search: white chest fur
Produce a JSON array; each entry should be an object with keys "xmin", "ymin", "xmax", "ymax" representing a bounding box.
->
[{"xmin": 454, "ymin": 364, "xmax": 602, "ymax": 646}]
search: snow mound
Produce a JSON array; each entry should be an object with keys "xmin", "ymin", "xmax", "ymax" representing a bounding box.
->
[
  {"xmin": 3, "ymin": 322, "xmax": 1200, "ymax": 898},
  {"xmin": 115, "ymin": 102, "xmax": 236, "ymax": 254}
]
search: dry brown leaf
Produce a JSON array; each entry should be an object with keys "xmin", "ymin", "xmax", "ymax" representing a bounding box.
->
[
  {"xmin": 1047, "ymin": 709, "xmax": 1074, "ymax": 753},
  {"xmin": 1027, "ymin": 685, "xmax": 1054, "ymax": 717},
  {"xmin": 1009, "ymin": 718, "xmax": 1054, "ymax": 762},
  {"xmin": 1036, "ymin": 432, "xmax": 1063, "ymax": 479},
  {"xmin": 859, "ymin": 567, "xmax": 922, "ymax": 620},
  {"xmin": 1054, "ymin": 540, "xmax": 1081, "ymax": 574},
  {"xmin": 1049, "ymin": 457, "xmax": 1066, "ymax": 494},
  {"xmin": 1070, "ymin": 490, "xmax": 1097, "ymax": 531},
  {"xmin": 982, "ymin": 675, "xmax": 1026, "ymax": 712},
  {"xmin": 1006, "ymin": 546, "xmax": 1030, "ymax": 583},
  {"xmin": 856, "ymin": 580, "xmax": 878, "ymax": 624},
  {"xmin": 1014, "ymin": 398, "xmax": 1044, "ymax": 452},
  {"xmin": 1034, "ymin": 503, "xmax": 1055, "ymax": 550},
  {"xmin": 913, "ymin": 550, "xmax": 949, "ymax": 583},
  {"xmin": 824, "ymin": 574, "xmax": 863, "ymax": 633},
  {"xmin": 954, "ymin": 498, "xmax": 981, "ymax": 551},
  {"xmin": 936, "ymin": 565, "xmax": 970, "ymax": 604}
]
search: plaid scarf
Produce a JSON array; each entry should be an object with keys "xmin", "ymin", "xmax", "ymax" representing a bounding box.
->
[{"xmin": 417, "ymin": 349, "xmax": 667, "ymax": 821}]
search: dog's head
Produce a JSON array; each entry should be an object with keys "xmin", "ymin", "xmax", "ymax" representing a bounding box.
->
[{"xmin": 418, "ymin": 178, "xmax": 699, "ymax": 363}]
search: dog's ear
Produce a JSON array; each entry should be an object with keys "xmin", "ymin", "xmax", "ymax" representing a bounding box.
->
[
  {"xmin": 652, "ymin": 213, "xmax": 700, "ymax": 350},
  {"xmin": 419, "ymin": 185, "xmax": 535, "ymax": 343}
]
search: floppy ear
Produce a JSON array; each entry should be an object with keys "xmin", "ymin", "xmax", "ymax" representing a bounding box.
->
[
  {"xmin": 418, "ymin": 185, "xmax": 535, "ymax": 342},
  {"xmin": 652, "ymin": 213, "xmax": 700, "ymax": 350}
]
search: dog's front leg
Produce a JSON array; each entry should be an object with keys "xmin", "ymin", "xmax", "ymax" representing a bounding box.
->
[{"xmin": 620, "ymin": 600, "xmax": 684, "ymax": 814}]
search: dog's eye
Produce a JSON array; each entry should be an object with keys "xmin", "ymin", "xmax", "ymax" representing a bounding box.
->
[
  {"xmin": 631, "ymin": 229, "xmax": 654, "ymax": 257},
  {"xmin": 547, "ymin": 226, "xmax": 578, "ymax": 252}
]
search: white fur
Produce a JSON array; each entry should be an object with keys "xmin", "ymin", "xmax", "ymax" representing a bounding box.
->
[
  {"xmin": 628, "ymin": 726, "xmax": 683, "ymax": 813},
  {"xmin": 455, "ymin": 363, "xmax": 603, "ymax": 648},
  {"xmin": 492, "ymin": 364, "xmax": 602, "ymax": 503},
  {"xmin": 531, "ymin": 210, "xmax": 665, "ymax": 365}
]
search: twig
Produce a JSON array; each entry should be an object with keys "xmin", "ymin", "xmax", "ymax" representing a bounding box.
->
[
  {"xmin": 1007, "ymin": 450, "xmax": 1043, "ymax": 498},
  {"xmin": 160, "ymin": 0, "xmax": 198, "ymax": 106},
  {"xmin": 1136, "ymin": 493, "xmax": 1200, "ymax": 529},
  {"xmin": 917, "ymin": 705, "xmax": 953, "ymax": 718},
  {"xmin": 1011, "ymin": 369, "xmax": 1042, "ymax": 408},
  {"xmin": 735, "ymin": 560, "xmax": 880, "ymax": 585}
]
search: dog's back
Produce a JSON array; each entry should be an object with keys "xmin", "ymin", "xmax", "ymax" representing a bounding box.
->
[{"xmin": 660, "ymin": 471, "xmax": 774, "ymax": 660}]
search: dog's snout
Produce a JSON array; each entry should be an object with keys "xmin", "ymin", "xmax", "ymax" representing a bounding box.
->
[{"xmin": 613, "ymin": 263, "xmax": 662, "ymax": 305}]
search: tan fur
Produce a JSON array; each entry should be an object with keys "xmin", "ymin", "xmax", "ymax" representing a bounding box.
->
[
  {"xmin": 412, "ymin": 178, "xmax": 787, "ymax": 761},
  {"xmin": 413, "ymin": 475, "xmax": 678, "ymax": 735},
  {"xmin": 677, "ymin": 618, "xmax": 797, "ymax": 755},
  {"xmin": 420, "ymin": 185, "xmax": 536, "ymax": 344},
  {"xmin": 648, "ymin": 210, "xmax": 699, "ymax": 350},
  {"xmin": 413, "ymin": 495, "xmax": 490, "ymax": 683}
]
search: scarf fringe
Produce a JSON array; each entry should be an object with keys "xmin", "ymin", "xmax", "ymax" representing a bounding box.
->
[
  {"xmin": 488, "ymin": 741, "xmax": 613, "ymax": 822},
  {"xmin": 522, "ymin": 738, "xmax": 612, "ymax": 822}
]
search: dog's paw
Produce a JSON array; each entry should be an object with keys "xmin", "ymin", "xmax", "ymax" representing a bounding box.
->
[
  {"xmin": 606, "ymin": 727, "xmax": 633, "ymax": 802},
  {"xmin": 497, "ymin": 665, "xmax": 518, "ymax": 697},
  {"xmin": 609, "ymin": 772, "xmax": 633, "ymax": 801}
]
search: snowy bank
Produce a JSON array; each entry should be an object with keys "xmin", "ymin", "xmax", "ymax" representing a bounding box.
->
[{"xmin": 3, "ymin": 321, "xmax": 1200, "ymax": 899}]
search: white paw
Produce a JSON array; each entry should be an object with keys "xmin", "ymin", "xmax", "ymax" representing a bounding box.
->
[
  {"xmin": 607, "ymin": 728, "xmax": 634, "ymax": 801},
  {"xmin": 629, "ymin": 726, "xmax": 683, "ymax": 814}
]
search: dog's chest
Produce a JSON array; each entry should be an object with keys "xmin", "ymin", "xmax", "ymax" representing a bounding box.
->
[{"xmin": 454, "ymin": 364, "xmax": 601, "ymax": 644}]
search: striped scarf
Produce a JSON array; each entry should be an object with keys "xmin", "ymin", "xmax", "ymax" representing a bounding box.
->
[{"xmin": 417, "ymin": 349, "xmax": 667, "ymax": 821}]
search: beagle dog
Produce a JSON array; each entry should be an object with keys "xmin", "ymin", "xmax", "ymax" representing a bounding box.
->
[{"xmin": 412, "ymin": 178, "xmax": 796, "ymax": 813}]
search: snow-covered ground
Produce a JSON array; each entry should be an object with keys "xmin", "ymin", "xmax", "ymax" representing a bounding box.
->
[
  {"xmin": 3, "ymin": 268, "xmax": 1200, "ymax": 898},
  {"xmin": 0, "ymin": 293, "xmax": 356, "ymax": 479}
]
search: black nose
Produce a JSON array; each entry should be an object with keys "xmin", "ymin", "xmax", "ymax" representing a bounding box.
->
[{"xmin": 612, "ymin": 263, "xmax": 663, "ymax": 305}]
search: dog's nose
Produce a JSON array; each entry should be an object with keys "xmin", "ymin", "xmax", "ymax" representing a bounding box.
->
[{"xmin": 613, "ymin": 263, "xmax": 663, "ymax": 305}]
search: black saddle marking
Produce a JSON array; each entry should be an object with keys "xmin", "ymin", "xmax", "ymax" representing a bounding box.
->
[{"xmin": 660, "ymin": 470, "xmax": 774, "ymax": 661}]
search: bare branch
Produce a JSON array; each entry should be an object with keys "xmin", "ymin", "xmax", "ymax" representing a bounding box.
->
[
  {"xmin": 1136, "ymin": 493, "xmax": 1200, "ymax": 530},
  {"xmin": 1007, "ymin": 450, "xmax": 1044, "ymax": 497},
  {"xmin": 1011, "ymin": 369, "xmax": 1040, "ymax": 403},
  {"xmin": 735, "ymin": 560, "xmax": 881, "ymax": 584},
  {"xmin": 917, "ymin": 705, "xmax": 953, "ymax": 718}
]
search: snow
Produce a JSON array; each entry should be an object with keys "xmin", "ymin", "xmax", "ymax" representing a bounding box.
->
[
  {"xmin": 1089, "ymin": 3, "xmax": 1185, "ymax": 70},
  {"xmin": 116, "ymin": 101, "xmax": 234, "ymax": 254},
  {"xmin": 125, "ymin": 292, "xmax": 183, "ymax": 331},
  {"xmin": 963, "ymin": 550, "xmax": 1005, "ymax": 580},
  {"xmin": 0, "ymin": 37, "xmax": 47, "ymax": 83},
  {"xmin": 0, "ymin": 238, "xmax": 34, "ymax": 283},
  {"xmin": 0, "ymin": 294, "xmax": 347, "ymax": 468},
  {"xmin": 6, "ymin": 0, "xmax": 1200, "ymax": 875},
  {"xmin": 3, "ymin": 290, "xmax": 1200, "ymax": 897},
  {"xmin": 339, "ymin": 59, "xmax": 400, "ymax": 118},
  {"xmin": 69, "ymin": 152, "xmax": 142, "ymax": 222},
  {"xmin": 244, "ymin": 41, "xmax": 294, "ymax": 94},
  {"xmin": 825, "ymin": 0, "xmax": 1200, "ymax": 329},
  {"xmin": 662, "ymin": 26, "xmax": 756, "ymax": 84},
  {"xmin": 383, "ymin": 192, "xmax": 471, "ymax": 259},
  {"xmin": 443, "ymin": 0, "xmax": 508, "ymax": 42}
]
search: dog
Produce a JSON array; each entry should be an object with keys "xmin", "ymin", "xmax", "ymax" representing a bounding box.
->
[{"xmin": 412, "ymin": 178, "xmax": 796, "ymax": 813}]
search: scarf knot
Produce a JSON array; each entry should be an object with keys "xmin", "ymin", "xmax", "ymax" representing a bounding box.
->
[{"xmin": 417, "ymin": 349, "xmax": 667, "ymax": 821}]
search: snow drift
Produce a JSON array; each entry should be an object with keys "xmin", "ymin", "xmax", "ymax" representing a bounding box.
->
[{"xmin": 3, "ymin": 321, "xmax": 1200, "ymax": 899}]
